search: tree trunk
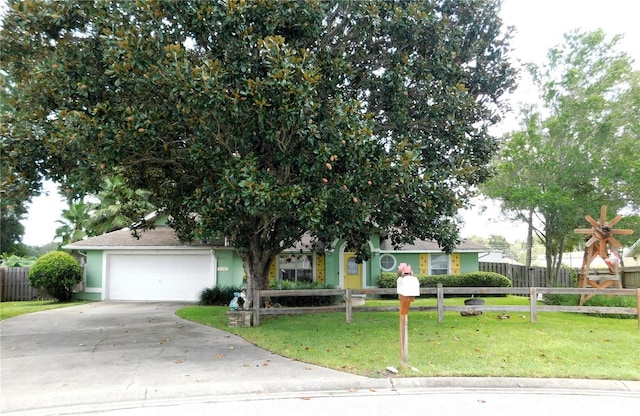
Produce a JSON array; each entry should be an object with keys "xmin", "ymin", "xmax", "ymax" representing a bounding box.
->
[
  {"xmin": 544, "ymin": 222, "xmax": 554, "ymax": 286},
  {"xmin": 239, "ymin": 239, "xmax": 277, "ymax": 308},
  {"xmin": 554, "ymin": 235, "xmax": 565, "ymax": 286}
]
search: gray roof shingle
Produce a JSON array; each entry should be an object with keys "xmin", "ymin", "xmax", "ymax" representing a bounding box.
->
[
  {"xmin": 64, "ymin": 226, "xmax": 209, "ymax": 249},
  {"xmin": 65, "ymin": 227, "xmax": 488, "ymax": 253},
  {"xmin": 380, "ymin": 238, "xmax": 488, "ymax": 252}
]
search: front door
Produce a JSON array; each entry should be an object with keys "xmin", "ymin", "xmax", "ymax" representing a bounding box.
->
[{"xmin": 343, "ymin": 252, "xmax": 363, "ymax": 289}]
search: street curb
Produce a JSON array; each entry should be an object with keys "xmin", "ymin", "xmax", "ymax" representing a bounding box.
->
[{"xmin": 4, "ymin": 377, "xmax": 639, "ymax": 416}]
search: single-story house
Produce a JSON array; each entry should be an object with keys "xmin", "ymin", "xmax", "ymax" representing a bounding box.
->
[{"xmin": 64, "ymin": 220, "xmax": 489, "ymax": 302}]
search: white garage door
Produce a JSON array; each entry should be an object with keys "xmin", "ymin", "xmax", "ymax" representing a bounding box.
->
[{"xmin": 107, "ymin": 251, "xmax": 214, "ymax": 301}]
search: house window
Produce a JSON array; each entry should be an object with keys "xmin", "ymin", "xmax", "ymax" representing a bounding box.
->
[
  {"xmin": 278, "ymin": 254, "xmax": 313, "ymax": 283},
  {"xmin": 430, "ymin": 254, "xmax": 449, "ymax": 275},
  {"xmin": 380, "ymin": 254, "xmax": 396, "ymax": 272},
  {"xmin": 347, "ymin": 257, "xmax": 358, "ymax": 274}
]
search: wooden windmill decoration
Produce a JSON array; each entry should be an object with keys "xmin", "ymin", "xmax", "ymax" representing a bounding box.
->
[{"xmin": 574, "ymin": 206, "xmax": 634, "ymax": 305}]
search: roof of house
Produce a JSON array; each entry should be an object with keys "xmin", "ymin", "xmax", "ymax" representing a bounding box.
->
[
  {"xmin": 65, "ymin": 225, "xmax": 488, "ymax": 253},
  {"xmin": 63, "ymin": 226, "xmax": 211, "ymax": 249},
  {"xmin": 380, "ymin": 238, "xmax": 488, "ymax": 252}
]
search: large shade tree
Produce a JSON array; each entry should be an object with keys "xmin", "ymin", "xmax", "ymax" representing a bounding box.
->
[
  {"xmin": 1, "ymin": 0, "xmax": 516, "ymax": 300},
  {"xmin": 483, "ymin": 30, "xmax": 640, "ymax": 283},
  {"xmin": 0, "ymin": 71, "xmax": 28, "ymax": 255}
]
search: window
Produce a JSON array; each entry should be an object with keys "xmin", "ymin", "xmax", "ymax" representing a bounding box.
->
[
  {"xmin": 379, "ymin": 254, "xmax": 396, "ymax": 272},
  {"xmin": 278, "ymin": 254, "xmax": 313, "ymax": 283},
  {"xmin": 347, "ymin": 257, "xmax": 358, "ymax": 274},
  {"xmin": 430, "ymin": 254, "xmax": 449, "ymax": 275}
]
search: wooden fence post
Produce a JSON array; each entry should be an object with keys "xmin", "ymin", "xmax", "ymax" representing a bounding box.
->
[
  {"xmin": 345, "ymin": 289, "xmax": 352, "ymax": 324},
  {"xmin": 437, "ymin": 283, "xmax": 444, "ymax": 322},
  {"xmin": 399, "ymin": 313, "xmax": 409, "ymax": 367},
  {"xmin": 529, "ymin": 287, "xmax": 538, "ymax": 323},
  {"xmin": 636, "ymin": 289, "xmax": 640, "ymax": 331},
  {"xmin": 253, "ymin": 290, "xmax": 261, "ymax": 327}
]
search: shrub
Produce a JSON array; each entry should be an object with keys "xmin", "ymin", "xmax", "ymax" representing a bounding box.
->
[
  {"xmin": 378, "ymin": 271, "xmax": 511, "ymax": 297},
  {"xmin": 268, "ymin": 280, "xmax": 344, "ymax": 307},
  {"xmin": 28, "ymin": 251, "xmax": 82, "ymax": 302},
  {"xmin": 1, "ymin": 254, "xmax": 38, "ymax": 267},
  {"xmin": 544, "ymin": 293, "xmax": 638, "ymax": 319},
  {"xmin": 543, "ymin": 293, "xmax": 580, "ymax": 306},
  {"xmin": 585, "ymin": 295, "xmax": 638, "ymax": 319},
  {"xmin": 200, "ymin": 286, "xmax": 245, "ymax": 306}
]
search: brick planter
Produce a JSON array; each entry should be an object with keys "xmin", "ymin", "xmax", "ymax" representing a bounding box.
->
[{"xmin": 226, "ymin": 310, "xmax": 252, "ymax": 327}]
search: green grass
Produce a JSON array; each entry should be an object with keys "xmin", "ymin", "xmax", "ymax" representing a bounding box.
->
[
  {"xmin": 177, "ymin": 296, "xmax": 640, "ymax": 380},
  {"xmin": 0, "ymin": 300, "xmax": 91, "ymax": 320}
]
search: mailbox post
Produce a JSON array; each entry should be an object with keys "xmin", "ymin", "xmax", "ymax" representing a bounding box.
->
[{"xmin": 397, "ymin": 263, "xmax": 420, "ymax": 367}]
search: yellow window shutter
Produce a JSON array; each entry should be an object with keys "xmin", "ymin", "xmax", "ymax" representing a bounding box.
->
[
  {"xmin": 419, "ymin": 253, "xmax": 429, "ymax": 275},
  {"xmin": 451, "ymin": 253, "xmax": 461, "ymax": 275},
  {"xmin": 268, "ymin": 258, "xmax": 277, "ymax": 280},
  {"xmin": 316, "ymin": 254, "xmax": 325, "ymax": 283}
]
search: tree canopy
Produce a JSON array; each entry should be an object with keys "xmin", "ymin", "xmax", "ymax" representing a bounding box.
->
[
  {"xmin": 482, "ymin": 29, "xmax": 640, "ymax": 281},
  {"xmin": 1, "ymin": 0, "xmax": 515, "ymax": 298}
]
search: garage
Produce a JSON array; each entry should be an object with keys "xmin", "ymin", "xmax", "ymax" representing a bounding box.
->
[{"xmin": 106, "ymin": 250, "xmax": 215, "ymax": 301}]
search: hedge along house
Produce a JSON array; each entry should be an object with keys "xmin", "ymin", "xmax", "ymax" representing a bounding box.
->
[{"xmin": 64, "ymin": 220, "xmax": 489, "ymax": 302}]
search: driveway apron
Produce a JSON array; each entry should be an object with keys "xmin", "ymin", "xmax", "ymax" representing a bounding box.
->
[{"xmin": 0, "ymin": 302, "xmax": 370, "ymax": 414}]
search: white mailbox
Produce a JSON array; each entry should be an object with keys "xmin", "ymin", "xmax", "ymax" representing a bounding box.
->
[{"xmin": 397, "ymin": 275, "xmax": 420, "ymax": 297}]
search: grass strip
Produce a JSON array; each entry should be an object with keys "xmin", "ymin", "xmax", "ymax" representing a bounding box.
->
[
  {"xmin": 0, "ymin": 300, "xmax": 90, "ymax": 320},
  {"xmin": 177, "ymin": 296, "xmax": 640, "ymax": 380}
]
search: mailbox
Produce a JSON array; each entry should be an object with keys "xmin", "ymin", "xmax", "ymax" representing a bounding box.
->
[
  {"xmin": 397, "ymin": 275, "xmax": 420, "ymax": 297},
  {"xmin": 397, "ymin": 263, "xmax": 419, "ymax": 316},
  {"xmin": 396, "ymin": 263, "xmax": 419, "ymax": 297}
]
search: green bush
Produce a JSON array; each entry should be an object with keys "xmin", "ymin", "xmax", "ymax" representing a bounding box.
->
[
  {"xmin": 378, "ymin": 271, "xmax": 511, "ymax": 297},
  {"xmin": 543, "ymin": 293, "xmax": 580, "ymax": 306},
  {"xmin": 28, "ymin": 251, "xmax": 82, "ymax": 302},
  {"xmin": 544, "ymin": 293, "xmax": 637, "ymax": 319},
  {"xmin": 268, "ymin": 280, "xmax": 344, "ymax": 307},
  {"xmin": 200, "ymin": 282, "xmax": 344, "ymax": 307},
  {"xmin": 200, "ymin": 286, "xmax": 245, "ymax": 306},
  {"xmin": 1, "ymin": 254, "xmax": 38, "ymax": 267}
]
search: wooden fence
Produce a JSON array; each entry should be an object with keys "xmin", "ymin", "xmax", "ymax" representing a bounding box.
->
[
  {"xmin": 0, "ymin": 267, "xmax": 53, "ymax": 301},
  {"xmin": 480, "ymin": 262, "xmax": 640, "ymax": 289},
  {"xmin": 479, "ymin": 262, "xmax": 573, "ymax": 287},
  {"xmin": 252, "ymin": 286, "xmax": 640, "ymax": 328}
]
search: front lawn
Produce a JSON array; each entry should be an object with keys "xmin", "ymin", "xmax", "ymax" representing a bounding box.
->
[
  {"xmin": 0, "ymin": 300, "xmax": 90, "ymax": 320},
  {"xmin": 177, "ymin": 296, "xmax": 640, "ymax": 380}
]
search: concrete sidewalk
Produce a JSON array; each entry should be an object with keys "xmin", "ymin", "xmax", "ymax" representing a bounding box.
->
[{"xmin": 1, "ymin": 302, "xmax": 639, "ymax": 415}]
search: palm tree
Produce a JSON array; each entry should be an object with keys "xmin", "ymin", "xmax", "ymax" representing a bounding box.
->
[
  {"xmin": 88, "ymin": 175, "xmax": 155, "ymax": 235},
  {"xmin": 55, "ymin": 199, "xmax": 94, "ymax": 245}
]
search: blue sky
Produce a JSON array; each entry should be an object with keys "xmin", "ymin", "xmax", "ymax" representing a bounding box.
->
[{"xmin": 20, "ymin": 0, "xmax": 640, "ymax": 246}]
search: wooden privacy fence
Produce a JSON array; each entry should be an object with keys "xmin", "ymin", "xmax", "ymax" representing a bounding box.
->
[
  {"xmin": 252, "ymin": 286, "xmax": 640, "ymax": 328},
  {"xmin": 0, "ymin": 267, "xmax": 54, "ymax": 301},
  {"xmin": 480, "ymin": 262, "xmax": 640, "ymax": 289},
  {"xmin": 480, "ymin": 262, "xmax": 573, "ymax": 287}
]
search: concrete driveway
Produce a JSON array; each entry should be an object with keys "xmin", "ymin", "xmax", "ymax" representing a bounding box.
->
[{"xmin": 0, "ymin": 302, "xmax": 372, "ymax": 414}]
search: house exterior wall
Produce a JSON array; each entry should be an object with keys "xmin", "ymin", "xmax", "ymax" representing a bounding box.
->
[
  {"xmin": 214, "ymin": 249, "xmax": 245, "ymax": 288},
  {"xmin": 459, "ymin": 252, "xmax": 479, "ymax": 273},
  {"xmin": 76, "ymin": 250, "xmax": 104, "ymax": 300},
  {"xmin": 385, "ymin": 253, "xmax": 419, "ymax": 276},
  {"xmin": 323, "ymin": 249, "xmax": 340, "ymax": 287},
  {"xmin": 71, "ymin": 238, "xmax": 483, "ymax": 301},
  {"xmin": 85, "ymin": 251, "xmax": 103, "ymax": 288}
]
